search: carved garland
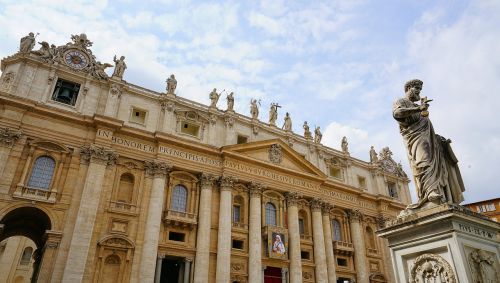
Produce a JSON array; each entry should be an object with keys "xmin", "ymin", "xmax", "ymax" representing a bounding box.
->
[
  {"xmin": 0, "ymin": 127, "xmax": 22, "ymax": 147},
  {"xmin": 80, "ymin": 144, "xmax": 118, "ymax": 166},
  {"xmin": 409, "ymin": 253, "xmax": 456, "ymax": 283}
]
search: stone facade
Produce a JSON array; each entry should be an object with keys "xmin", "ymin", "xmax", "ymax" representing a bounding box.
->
[{"xmin": 0, "ymin": 34, "xmax": 411, "ymax": 283}]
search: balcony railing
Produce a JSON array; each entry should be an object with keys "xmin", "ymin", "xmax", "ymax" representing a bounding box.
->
[
  {"xmin": 13, "ymin": 185, "xmax": 56, "ymax": 203},
  {"xmin": 300, "ymin": 234, "xmax": 312, "ymax": 241},
  {"xmin": 367, "ymin": 247, "xmax": 378, "ymax": 255},
  {"xmin": 232, "ymin": 222, "xmax": 248, "ymax": 229},
  {"xmin": 333, "ymin": 241, "xmax": 354, "ymax": 256},
  {"xmin": 164, "ymin": 209, "xmax": 197, "ymax": 228},
  {"xmin": 109, "ymin": 201, "xmax": 138, "ymax": 214}
]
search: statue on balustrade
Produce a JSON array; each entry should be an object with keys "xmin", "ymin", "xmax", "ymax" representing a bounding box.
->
[{"xmin": 393, "ymin": 79, "xmax": 465, "ymax": 209}]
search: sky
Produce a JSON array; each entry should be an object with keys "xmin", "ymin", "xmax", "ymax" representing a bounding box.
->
[{"xmin": 0, "ymin": 0, "xmax": 498, "ymax": 203}]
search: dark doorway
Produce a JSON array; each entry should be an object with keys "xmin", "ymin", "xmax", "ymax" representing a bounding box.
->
[
  {"xmin": 160, "ymin": 257, "xmax": 183, "ymax": 283},
  {"xmin": 337, "ymin": 278, "xmax": 353, "ymax": 283},
  {"xmin": 264, "ymin": 266, "xmax": 282, "ymax": 283},
  {"xmin": 0, "ymin": 207, "xmax": 52, "ymax": 283}
]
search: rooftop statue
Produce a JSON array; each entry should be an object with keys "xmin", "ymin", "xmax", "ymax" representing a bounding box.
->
[
  {"xmin": 112, "ymin": 55, "xmax": 127, "ymax": 78},
  {"xmin": 341, "ymin": 136, "xmax": 349, "ymax": 154},
  {"xmin": 314, "ymin": 126, "xmax": 322, "ymax": 143},
  {"xmin": 209, "ymin": 88, "xmax": 221, "ymax": 108},
  {"xmin": 227, "ymin": 92, "xmax": 234, "ymax": 111},
  {"xmin": 250, "ymin": 99, "xmax": 259, "ymax": 119},
  {"xmin": 303, "ymin": 121, "xmax": 312, "ymax": 139},
  {"xmin": 393, "ymin": 79, "xmax": 465, "ymax": 209},
  {"xmin": 166, "ymin": 74, "xmax": 177, "ymax": 94},
  {"xmin": 19, "ymin": 32, "xmax": 36, "ymax": 53},
  {"xmin": 269, "ymin": 103, "xmax": 280, "ymax": 126},
  {"xmin": 370, "ymin": 146, "xmax": 378, "ymax": 163},
  {"xmin": 282, "ymin": 112, "xmax": 292, "ymax": 131}
]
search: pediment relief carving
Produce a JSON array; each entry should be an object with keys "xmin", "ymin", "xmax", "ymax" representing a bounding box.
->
[
  {"xmin": 98, "ymin": 235, "xmax": 134, "ymax": 249},
  {"xmin": 30, "ymin": 139, "xmax": 70, "ymax": 153},
  {"xmin": 175, "ymin": 109, "xmax": 210, "ymax": 125},
  {"xmin": 223, "ymin": 139, "xmax": 326, "ymax": 178}
]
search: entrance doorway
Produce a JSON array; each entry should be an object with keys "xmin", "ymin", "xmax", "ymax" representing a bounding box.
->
[
  {"xmin": 0, "ymin": 207, "xmax": 52, "ymax": 283},
  {"xmin": 159, "ymin": 257, "xmax": 185, "ymax": 283},
  {"xmin": 264, "ymin": 266, "xmax": 282, "ymax": 283},
  {"xmin": 337, "ymin": 277, "xmax": 353, "ymax": 283}
]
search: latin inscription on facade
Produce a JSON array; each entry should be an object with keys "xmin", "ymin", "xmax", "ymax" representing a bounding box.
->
[
  {"xmin": 158, "ymin": 146, "xmax": 222, "ymax": 167},
  {"xmin": 457, "ymin": 223, "xmax": 495, "ymax": 239}
]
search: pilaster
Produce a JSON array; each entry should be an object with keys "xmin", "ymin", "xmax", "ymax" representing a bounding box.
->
[
  {"xmin": 0, "ymin": 127, "xmax": 21, "ymax": 177},
  {"xmin": 311, "ymin": 198, "xmax": 328, "ymax": 283},
  {"xmin": 285, "ymin": 192, "xmax": 302, "ymax": 283},
  {"xmin": 348, "ymin": 209, "xmax": 368, "ymax": 283},
  {"xmin": 215, "ymin": 175, "xmax": 235, "ymax": 283},
  {"xmin": 248, "ymin": 182, "xmax": 264, "ymax": 283},
  {"xmin": 321, "ymin": 204, "xmax": 337, "ymax": 283}
]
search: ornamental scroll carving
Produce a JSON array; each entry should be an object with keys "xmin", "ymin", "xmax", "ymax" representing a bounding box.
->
[
  {"xmin": 285, "ymin": 192, "xmax": 302, "ymax": 206},
  {"xmin": 248, "ymin": 182, "xmax": 264, "ymax": 197},
  {"xmin": 310, "ymin": 198, "xmax": 323, "ymax": 211},
  {"xmin": 347, "ymin": 209, "xmax": 363, "ymax": 223},
  {"xmin": 144, "ymin": 160, "xmax": 172, "ymax": 177},
  {"xmin": 80, "ymin": 144, "xmax": 118, "ymax": 166},
  {"xmin": 0, "ymin": 127, "xmax": 22, "ymax": 147},
  {"xmin": 200, "ymin": 173, "xmax": 217, "ymax": 190},
  {"xmin": 409, "ymin": 253, "xmax": 456, "ymax": 283},
  {"xmin": 219, "ymin": 175, "xmax": 236, "ymax": 191},
  {"xmin": 269, "ymin": 144, "xmax": 283, "ymax": 164},
  {"xmin": 467, "ymin": 248, "xmax": 499, "ymax": 283}
]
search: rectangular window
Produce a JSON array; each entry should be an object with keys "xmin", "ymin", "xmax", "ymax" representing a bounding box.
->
[
  {"xmin": 237, "ymin": 135, "xmax": 248, "ymax": 144},
  {"xmin": 358, "ymin": 176, "xmax": 366, "ymax": 189},
  {"xmin": 232, "ymin": 239, "xmax": 244, "ymax": 250},
  {"xmin": 298, "ymin": 218, "xmax": 305, "ymax": 235},
  {"xmin": 233, "ymin": 205, "xmax": 241, "ymax": 223},
  {"xmin": 330, "ymin": 167, "xmax": 342, "ymax": 179},
  {"xmin": 487, "ymin": 203, "xmax": 495, "ymax": 211},
  {"xmin": 388, "ymin": 182, "xmax": 398, "ymax": 198},
  {"xmin": 52, "ymin": 79, "xmax": 80, "ymax": 106},
  {"xmin": 300, "ymin": 251, "xmax": 310, "ymax": 260},
  {"xmin": 129, "ymin": 107, "xmax": 147, "ymax": 124},
  {"xmin": 180, "ymin": 122, "xmax": 200, "ymax": 136},
  {"xmin": 337, "ymin": 258, "xmax": 348, "ymax": 267},
  {"xmin": 168, "ymin": 231, "xmax": 185, "ymax": 242}
]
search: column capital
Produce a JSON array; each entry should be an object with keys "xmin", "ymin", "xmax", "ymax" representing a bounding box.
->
[
  {"xmin": 80, "ymin": 144, "xmax": 118, "ymax": 166},
  {"xmin": 200, "ymin": 173, "xmax": 217, "ymax": 190},
  {"xmin": 144, "ymin": 160, "xmax": 172, "ymax": 178},
  {"xmin": 219, "ymin": 175, "xmax": 236, "ymax": 191},
  {"xmin": 285, "ymin": 192, "xmax": 302, "ymax": 207},
  {"xmin": 310, "ymin": 198, "xmax": 323, "ymax": 212},
  {"xmin": 322, "ymin": 203, "xmax": 333, "ymax": 214},
  {"xmin": 347, "ymin": 209, "xmax": 363, "ymax": 223},
  {"xmin": 248, "ymin": 182, "xmax": 265, "ymax": 197},
  {"xmin": 0, "ymin": 127, "xmax": 22, "ymax": 148}
]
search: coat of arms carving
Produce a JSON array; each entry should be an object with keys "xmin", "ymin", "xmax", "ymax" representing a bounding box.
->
[{"xmin": 269, "ymin": 144, "xmax": 283, "ymax": 164}]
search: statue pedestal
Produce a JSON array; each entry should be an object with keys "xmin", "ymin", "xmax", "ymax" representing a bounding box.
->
[{"xmin": 377, "ymin": 204, "xmax": 500, "ymax": 283}]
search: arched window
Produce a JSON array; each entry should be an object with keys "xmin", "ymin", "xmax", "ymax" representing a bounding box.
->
[
  {"xmin": 332, "ymin": 219, "xmax": 342, "ymax": 241},
  {"xmin": 117, "ymin": 173, "xmax": 134, "ymax": 203},
  {"xmin": 20, "ymin": 247, "xmax": 33, "ymax": 265},
  {"xmin": 366, "ymin": 226, "xmax": 376, "ymax": 249},
  {"xmin": 298, "ymin": 210, "xmax": 308, "ymax": 235},
  {"xmin": 265, "ymin": 202, "xmax": 277, "ymax": 226},
  {"xmin": 27, "ymin": 156, "xmax": 56, "ymax": 190},
  {"xmin": 102, "ymin": 254, "xmax": 121, "ymax": 282},
  {"xmin": 171, "ymin": 185, "xmax": 188, "ymax": 212}
]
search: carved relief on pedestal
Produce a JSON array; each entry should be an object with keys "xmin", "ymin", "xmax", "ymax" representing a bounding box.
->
[
  {"xmin": 409, "ymin": 253, "xmax": 456, "ymax": 283},
  {"xmin": 0, "ymin": 71, "xmax": 15, "ymax": 92},
  {"xmin": 467, "ymin": 248, "xmax": 500, "ymax": 283}
]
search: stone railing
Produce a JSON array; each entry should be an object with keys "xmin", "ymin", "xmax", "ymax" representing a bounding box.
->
[
  {"xmin": 300, "ymin": 234, "xmax": 312, "ymax": 241},
  {"xmin": 164, "ymin": 209, "xmax": 197, "ymax": 228},
  {"xmin": 333, "ymin": 241, "xmax": 354, "ymax": 256},
  {"xmin": 232, "ymin": 222, "xmax": 248, "ymax": 229},
  {"xmin": 109, "ymin": 201, "xmax": 139, "ymax": 214},
  {"xmin": 366, "ymin": 247, "xmax": 379, "ymax": 256},
  {"xmin": 13, "ymin": 185, "xmax": 56, "ymax": 203}
]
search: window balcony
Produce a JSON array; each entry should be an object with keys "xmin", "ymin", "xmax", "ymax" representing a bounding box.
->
[
  {"xmin": 109, "ymin": 201, "xmax": 139, "ymax": 214},
  {"xmin": 164, "ymin": 209, "xmax": 197, "ymax": 229},
  {"xmin": 13, "ymin": 185, "xmax": 56, "ymax": 203},
  {"xmin": 333, "ymin": 241, "xmax": 354, "ymax": 256},
  {"xmin": 300, "ymin": 234, "xmax": 312, "ymax": 242},
  {"xmin": 232, "ymin": 222, "xmax": 248, "ymax": 230},
  {"xmin": 366, "ymin": 247, "xmax": 379, "ymax": 257}
]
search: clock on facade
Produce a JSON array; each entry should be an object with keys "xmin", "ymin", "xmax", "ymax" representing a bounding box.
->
[{"xmin": 64, "ymin": 50, "xmax": 88, "ymax": 70}]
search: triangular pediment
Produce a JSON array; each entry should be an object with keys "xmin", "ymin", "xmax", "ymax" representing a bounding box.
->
[{"xmin": 221, "ymin": 139, "xmax": 326, "ymax": 178}]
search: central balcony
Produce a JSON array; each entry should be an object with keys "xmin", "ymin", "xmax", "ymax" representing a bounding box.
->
[
  {"xmin": 163, "ymin": 209, "xmax": 197, "ymax": 229},
  {"xmin": 333, "ymin": 240, "xmax": 354, "ymax": 256},
  {"xmin": 13, "ymin": 185, "xmax": 56, "ymax": 204}
]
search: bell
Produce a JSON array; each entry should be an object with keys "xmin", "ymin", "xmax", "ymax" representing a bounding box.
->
[{"xmin": 58, "ymin": 88, "xmax": 72, "ymax": 104}]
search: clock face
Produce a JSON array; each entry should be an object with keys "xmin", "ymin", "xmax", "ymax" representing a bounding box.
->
[{"xmin": 64, "ymin": 50, "xmax": 88, "ymax": 69}]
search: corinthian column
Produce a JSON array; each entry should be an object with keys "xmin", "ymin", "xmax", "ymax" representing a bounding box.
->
[
  {"xmin": 311, "ymin": 198, "xmax": 328, "ymax": 283},
  {"xmin": 348, "ymin": 210, "xmax": 368, "ymax": 283},
  {"xmin": 248, "ymin": 182, "xmax": 263, "ymax": 283},
  {"xmin": 0, "ymin": 127, "xmax": 21, "ymax": 177},
  {"xmin": 322, "ymin": 204, "xmax": 337, "ymax": 283},
  {"xmin": 285, "ymin": 192, "xmax": 302, "ymax": 283},
  {"xmin": 215, "ymin": 176, "xmax": 235, "ymax": 283},
  {"xmin": 193, "ymin": 174, "xmax": 216, "ymax": 283},
  {"xmin": 62, "ymin": 145, "xmax": 118, "ymax": 283},
  {"xmin": 139, "ymin": 160, "xmax": 172, "ymax": 283}
]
